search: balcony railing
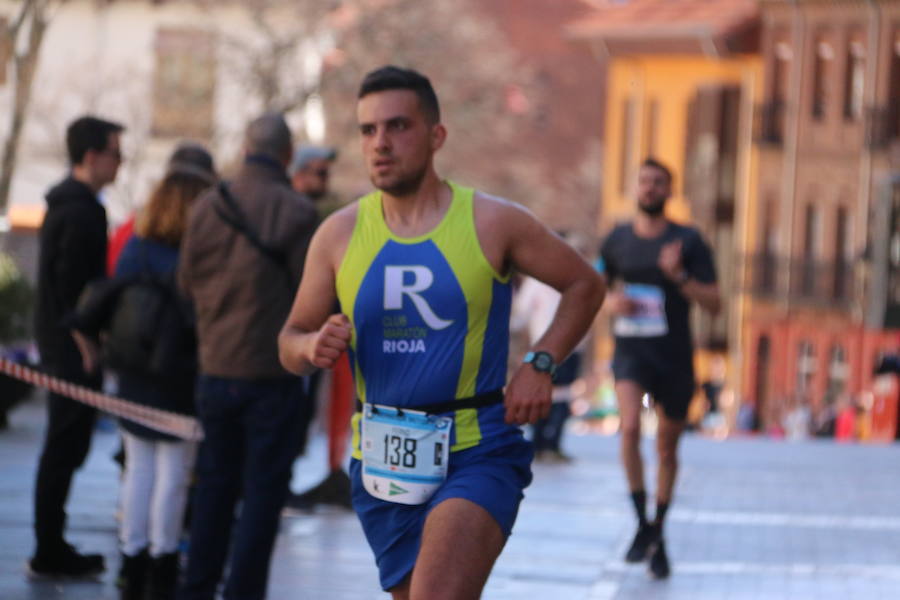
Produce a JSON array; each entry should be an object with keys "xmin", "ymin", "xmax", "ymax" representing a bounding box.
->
[
  {"xmin": 754, "ymin": 101, "xmax": 785, "ymax": 145},
  {"xmin": 745, "ymin": 253, "xmax": 855, "ymax": 310}
]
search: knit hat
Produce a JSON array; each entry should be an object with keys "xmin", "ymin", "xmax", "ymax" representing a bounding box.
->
[{"xmin": 166, "ymin": 142, "xmax": 217, "ymax": 184}]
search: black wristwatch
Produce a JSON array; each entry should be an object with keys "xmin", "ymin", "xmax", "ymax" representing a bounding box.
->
[{"xmin": 523, "ymin": 351, "xmax": 557, "ymax": 378}]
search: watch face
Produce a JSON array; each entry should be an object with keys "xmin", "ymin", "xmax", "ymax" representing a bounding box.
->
[{"xmin": 533, "ymin": 353, "xmax": 552, "ymax": 371}]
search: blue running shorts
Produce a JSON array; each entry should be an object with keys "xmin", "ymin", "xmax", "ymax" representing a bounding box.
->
[{"xmin": 349, "ymin": 432, "xmax": 534, "ymax": 591}]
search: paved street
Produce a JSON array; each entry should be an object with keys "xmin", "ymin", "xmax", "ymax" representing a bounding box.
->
[{"xmin": 1, "ymin": 394, "xmax": 899, "ymax": 599}]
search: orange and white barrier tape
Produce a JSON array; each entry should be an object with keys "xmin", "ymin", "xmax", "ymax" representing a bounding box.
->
[{"xmin": 0, "ymin": 358, "xmax": 203, "ymax": 441}]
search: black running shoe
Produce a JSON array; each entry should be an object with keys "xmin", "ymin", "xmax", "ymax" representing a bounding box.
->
[
  {"xmin": 624, "ymin": 523, "xmax": 658, "ymax": 563},
  {"xmin": 27, "ymin": 545, "xmax": 105, "ymax": 580},
  {"xmin": 285, "ymin": 469, "xmax": 352, "ymax": 514},
  {"xmin": 648, "ymin": 539, "xmax": 671, "ymax": 579}
]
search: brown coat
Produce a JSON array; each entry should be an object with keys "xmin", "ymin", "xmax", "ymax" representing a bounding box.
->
[{"xmin": 178, "ymin": 157, "xmax": 318, "ymax": 378}]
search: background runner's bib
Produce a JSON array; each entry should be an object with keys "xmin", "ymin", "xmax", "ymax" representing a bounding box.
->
[
  {"xmin": 337, "ymin": 182, "xmax": 515, "ymax": 458},
  {"xmin": 614, "ymin": 283, "xmax": 669, "ymax": 337}
]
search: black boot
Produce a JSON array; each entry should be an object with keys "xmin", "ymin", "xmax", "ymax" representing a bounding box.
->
[
  {"xmin": 147, "ymin": 552, "xmax": 179, "ymax": 600},
  {"xmin": 116, "ymin": 549, "xmax": 149, "ymax": 599},
  {"xmin": 28, "ymin": 542, "xmax": 105, "ymax": 580}
]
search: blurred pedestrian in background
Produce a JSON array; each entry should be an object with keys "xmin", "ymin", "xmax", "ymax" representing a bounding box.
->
[
  {"xmin": 70, "ymin": 142, "xmax": 215, "ymax": 599},
  {"xmin": 596, "ymin": 157, "xmax": 720, "ymax": 579},
  {"xmin": 30, "ymin": 115, "xmax": 123, "ymax": 580},
  {"xmin": 512, "ymin": 231, "xmax": 590, "ymax": 464},
  {"xmin": 176, "ymin": 113, "xmax": 317, "ymax": 600}
]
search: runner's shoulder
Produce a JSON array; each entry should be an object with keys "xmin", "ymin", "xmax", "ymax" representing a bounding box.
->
[
  {"xmin": 667, "ymin": 220, "xmax": 706, "ymax": 245},
  {"xmin": 601, "ymin": 221, "xmax": 634, "ymax": 245},
  {"xmin": 472, "ymin": 190, "xmax": 537, "ymax": 231},
  {"xmin": 316, "ymin": 201, "xmax": 360, "ymax": 242}
]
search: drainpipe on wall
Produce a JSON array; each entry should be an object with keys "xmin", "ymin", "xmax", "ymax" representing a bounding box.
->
[
  {"xmin": 781, "ymin": 0, "xmax": 805, "ymax": 316},
  {"xmin": 732, "ymin": 58, "xmax": 759, "ymax": 428}
]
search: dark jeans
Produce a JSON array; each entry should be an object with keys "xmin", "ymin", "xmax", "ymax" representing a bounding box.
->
[
  {"xmin": 33, "ymin": 363, "xmax": 101, "ymax": 558},
  {"xmin": 295, "ymin": 371, "xmax": 320, "ymax": 457},
  {"xmin": 179, "ymin": 375, "xmax": 304, "ymax": 600},
  {"xmin": 532, "ymin": 402, "xmax": 571, "ymax": 452}
]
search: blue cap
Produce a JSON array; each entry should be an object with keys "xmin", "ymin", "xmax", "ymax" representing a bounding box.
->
[{"xmin": 290, "ymin": 145, "xmax": 337, "ymax": 174}]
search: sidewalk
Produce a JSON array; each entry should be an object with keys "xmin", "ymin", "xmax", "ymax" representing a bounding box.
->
[{"xmin": 1, "ymin": 394, "xmax": 899, "ymax": 599}]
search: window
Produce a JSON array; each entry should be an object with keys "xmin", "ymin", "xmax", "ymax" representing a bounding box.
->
[
  {"xmin": 152, "ymin": 27, "xmax": 217, "ymax": 140},
  {"xmin": 888, "ymin": 182, "xmax": 900, "ymax": 307},
  {"xmin": 772, "ymin": 40, "xmax": 792, "ymax": 105},
  {"xmin": 825, "ymin": 345, "xmax": 848, "ymax": 404},
  {"xmin": 812, "ymin": 36, "xmax": 834, "ymax": 120},
  {"xmin": 834, "ymin": 206, "xmax": 850, "ymax": 299},
  {"xmin": 618, "ymin": 97, "xmax": 636, "ymax": 195},
  {"xmin": 644, "ymin": 98, "xmax": 658, "ymax": 157},
  {"xmin": 758, "ymin": 193, "xmax": 778, "ymax": 293},
  {"xmin": 761, "ymin": 38, "xmax": 791, "ymax": 143},
  {"xmin": 890, "ymin": 30, "xmax": 900, "ymax": 138},
  {"xmin": 754, "ymin": 335, "xmax": 772, "ymax": 430},
  {"xmin": 801, "ymin": 204, "xmax": 821, "ymax": 295},
  {"xmin": 843, "ymin": 33, "xmax": 865, "ymax": 121},
  {"xmin": 797, "ymin": 340, "xmax": 816, "ymax": 397}
]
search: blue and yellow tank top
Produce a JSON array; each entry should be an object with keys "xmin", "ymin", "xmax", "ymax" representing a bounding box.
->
[{"xmin": 338, "ymin": 182, "xmax": 514, "ymax": 457}]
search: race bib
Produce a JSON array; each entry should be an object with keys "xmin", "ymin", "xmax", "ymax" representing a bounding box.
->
[
  {"xmin": 360, "ymin": 403, "xmax": 452, "ymax": 505},
  {"xmin": 613, "ymin": 283, "xmax": 669, "ymax": 337}
]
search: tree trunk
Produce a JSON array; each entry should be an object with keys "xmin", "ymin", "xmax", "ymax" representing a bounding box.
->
[{"xmin": 0, "ymin": 0, "xmax": 49, "ymax": 218}]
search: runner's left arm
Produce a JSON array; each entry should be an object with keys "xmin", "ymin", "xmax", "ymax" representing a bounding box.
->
[
  {"xmin": 497, "ymin": 202, "xmax": 606, "ymax": 425},
  {"xmin": 658, "ymin": 234, "xmax": 721, "ymax": 315}
]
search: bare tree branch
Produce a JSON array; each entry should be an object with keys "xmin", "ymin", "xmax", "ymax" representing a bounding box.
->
[{"xmin": 0, "ymin": 0, "xmax": 55, "ymax": 217}]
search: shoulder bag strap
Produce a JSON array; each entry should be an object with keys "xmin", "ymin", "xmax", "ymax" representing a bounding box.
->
[{"xmin": 213, "ymin": 182, "xmax": 293, "ymax": 284}]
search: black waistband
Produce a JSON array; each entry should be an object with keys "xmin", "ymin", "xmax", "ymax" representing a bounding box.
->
[{"xmin": 355, "ymin": 389, "xmax": 504, "ymax": 416}]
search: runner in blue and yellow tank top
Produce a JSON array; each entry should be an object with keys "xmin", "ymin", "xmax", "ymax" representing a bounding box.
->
[
  {"xmin": 339, "ymin": 181, "xmax": 520, "ymax": 457},
  {"xmin": 279, "ymin": 66, "xmax": 605, "ymax": 598}
]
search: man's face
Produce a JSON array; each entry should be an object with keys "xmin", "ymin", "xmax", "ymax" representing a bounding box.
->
[
  {"xmin": 291, "ymin": 157, "xmax": 331, "ymax": 200},
  {"xmin": 636, "ymin": 165, "xmax": 671, "ymax": 216},
  {"xmin": 88, "ymin": 132, "xmax": 123, "ymax": 187},
  {"xmin": 356, "ymin": 89, "xmax": 444, "ymax": 196}
]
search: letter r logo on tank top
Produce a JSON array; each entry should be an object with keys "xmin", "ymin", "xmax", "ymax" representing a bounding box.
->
[{"xmin": 383, "ymin": 265, "xmax": 454, "ymax": 330}]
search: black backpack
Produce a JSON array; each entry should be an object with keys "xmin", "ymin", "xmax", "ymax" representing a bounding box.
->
[
  {"xmin": 73, "ymin": 265, "xmax": 196, "ymax": 378},
  {"xmin": 101, "ymin": 271, "xmax": 196, "ymax": 377}
]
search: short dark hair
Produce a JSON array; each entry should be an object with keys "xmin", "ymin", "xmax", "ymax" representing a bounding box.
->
[
  {"xmin": 358, "ymin": 66, "xmax": 440, "ymax": 124},
  {"xmin": 641, "ymin": 157, "xmax": 673, "ymax": 184},
  {"xmin": 66, "ymin": 116, "xmax": 124, "ymax": 165},
  {"xmin": 244, "ymin": 112, "xmax": 293, "ymax": 161}
]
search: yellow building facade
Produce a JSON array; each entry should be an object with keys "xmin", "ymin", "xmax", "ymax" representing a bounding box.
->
[{"xmin": 569, "ymin": 0, "xmax": 763, "ymax": 423}]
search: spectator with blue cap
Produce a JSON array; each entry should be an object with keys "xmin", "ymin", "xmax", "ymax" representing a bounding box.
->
[
  {"xmin": 289, "ymin": 145, "xmax": 337, "ymax": 204},
  {"xmin": 284, "ymin": 142, "xmax": 353, "ymax": 514}
]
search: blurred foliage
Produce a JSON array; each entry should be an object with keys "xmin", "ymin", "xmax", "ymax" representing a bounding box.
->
[{"xmin": 0, "ymin": 252, "xmax": 33, "ymax": 344}]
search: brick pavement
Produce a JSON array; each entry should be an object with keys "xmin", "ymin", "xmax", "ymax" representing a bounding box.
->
[{"xmin": 1, "ymin": 394, "xmax": 899, "ymax": 599}]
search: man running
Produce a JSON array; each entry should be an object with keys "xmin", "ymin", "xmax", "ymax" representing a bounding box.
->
[
  {"xmin": 279, "ymin": 66, "xmax": 604, "ymax": 599},
  {"xmin": 597, "ymin": 158, "xmax": 721, "ymax": 578}
]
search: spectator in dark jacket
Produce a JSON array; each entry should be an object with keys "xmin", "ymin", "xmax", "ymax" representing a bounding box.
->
[
  {"xmin": 177, "ymin": 113, "xmax": 317, "ymax": 600},
  {"xmin": 30, "ymin": 115, "xmax": 123, "ymax": 579}
]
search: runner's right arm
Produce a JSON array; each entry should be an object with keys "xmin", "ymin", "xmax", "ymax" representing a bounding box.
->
[
  {"xmin": 596, "ymin": 229, "xmax": 637, "ymax": 316},
  {"xmin": 278, "ymin": 205, "xmax": 356, "ymax": 376}
]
